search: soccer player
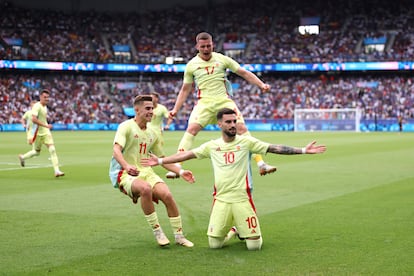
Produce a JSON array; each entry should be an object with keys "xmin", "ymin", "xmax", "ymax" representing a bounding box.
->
[
  {"xmin": 398, "ymin": 114, "xmax": 403, "ymax": 132},
  {"xmin": 147, "ymin": 92, "xmax": 173, "ymax": 147},
  {"xmin": 21, "ymin": 100, "xmax": 37, "ymax": 145},
  {"xmin": 109, "ymin": 95, "xmax": 194, "ymax": 247},
  {"xmin": 166, "ymin": 31, "xmax": 276, "ymax": 178},
  {"xmin": 142, "ymin": 108, "xmax": 327, "ymax": 250},
  {"xmin": 18, "ymin": 90, "xmax": 64, "ymax": 177}
]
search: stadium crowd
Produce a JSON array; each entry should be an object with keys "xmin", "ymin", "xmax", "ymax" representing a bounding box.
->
[
  {"xmin": 1, "ymin": 73, "xmax": 413, "ymax": 125},
  {"xmin": 0, "ymin": 0, "xmax": 413, "ymax": 125}
]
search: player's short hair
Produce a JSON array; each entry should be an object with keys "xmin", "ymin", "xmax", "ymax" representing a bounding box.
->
[
  {"xmin": 133, "ymin": 95, "xmax": 153, "ymax": 105},
  {"xmin": 41, "ymin": 89, "xmax": 50, "ymax": 95},
  {"xmin": 196, "ymin": 32, "xmax": 212, "ymax": 43},
  {"xmin": 217, "ymin": 108, "xmax": 236, "ymax": 121},
  {"xmin": 151, "ymin": 92, "xmax": 160, "ymax": 99}
]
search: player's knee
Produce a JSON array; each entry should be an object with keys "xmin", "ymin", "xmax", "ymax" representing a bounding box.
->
[
  {"xmin": 159, "ymin": 190, "xmax": 174, "ymax": 204},
  {"xmin": 48, "ymin": 145, "xmax": 56, "ymax": 155},
  {"xmin": 153, "ymin": 183, "xmax": 174, "ymax": 202},
  {"xmin": 186, "ymin": 124, "xmax": 201, "ymax": 136},
  {"xmin": 33, "ymin": 150, "xmax": 40, "ymax": 156},
  {"xmin": 133, "ymin": 180, "xmax": 151, "ymax": 197},
  {"xmin": 208, "ymin": 236, "xmax": 225, "ymax": 249},
  {"xmin": 246, "ymin": 236, "xmax": 263, "ymax": 251}
]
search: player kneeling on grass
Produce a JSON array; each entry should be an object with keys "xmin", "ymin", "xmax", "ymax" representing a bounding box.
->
[
  {"xmin": 141, "ymin": 108, "xmax": 327, "ymax": 250},
  {"xmin": 109, "ymin": 95, "xmax": 195, "ymax": 248}
]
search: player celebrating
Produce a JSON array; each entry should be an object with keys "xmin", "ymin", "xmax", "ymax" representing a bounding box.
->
[
  {"xmin": 142, "ymin": 108, "xmax": 327, "ymax": 250},
  {"xmin": 21, "ymin": 100, "xmax": 37, "ymax": 145},
  {"xmin": 166, "ymin": 31, "xmax": 276, "ymax": 178},
  {"xmin": 147, "ymin": 92, "xmax": 173, "ymax": 147},
  {"xmin": 109, "ymin": 95, "xmax": 194, "ymax": 247},
  {"xmin": 18, "ymin": 90, "xmax": 64, "ymax": 177}
]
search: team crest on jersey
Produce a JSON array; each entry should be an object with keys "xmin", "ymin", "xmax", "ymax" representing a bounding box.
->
[
  {"xmin": 236, "ymin": 145, "xmax": 241, "ymax": 150},
  {"xmin": 215, "ymin": 147, "xmax": 221, "ymax": 151},
  {"xmin": 134, "ymin": 134, "xmax": 139, "ymax": 138}
]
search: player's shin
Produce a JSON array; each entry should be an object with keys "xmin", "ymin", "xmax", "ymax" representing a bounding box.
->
[
  {"xmin": 22, "ymin": 149, "xmax": 39, "ymax": 159},
  {"xmin": 169, "ymin": 216, "xmax": 183, "ymax": 235},
  {"xmin": 246, "ymin": 236, "xmax": 263, "ymax": 251},
  {"xmin": 177, "ymin": 131, "xmax": 195, "ymax": 152},
  {"xmin": 48, "ymin": 145, "xmax": 60, "ymax": 171},
  {"xmin": 208, "ymin": 236, "xmax": 225, "ymax": 249},
  {"xmin": 145, "ymin": 211, "xmax": 161, "ymax": 230}
]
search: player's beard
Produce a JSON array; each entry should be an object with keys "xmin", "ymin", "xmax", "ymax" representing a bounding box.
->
[{"xmin": 223, "ymin": 127, "xmax": 236, "ymax": 137}]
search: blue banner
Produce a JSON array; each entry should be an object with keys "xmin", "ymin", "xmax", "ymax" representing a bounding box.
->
[
  {"xmin": 2, "ymin": 59, "xmax": 414, "ymax": 72},
  {"xmin": 223, "ymin": 42, "xmax": 246, "ymax": 50},
  {"xmin": 364, "ymin": 37, "xmax": 387, "ymax": 45},
  {"xmin": 112, "ymin": 45, "xmax": 130, "ymax": 52},
  {"xmin": 3, "ymin": 38, "xmax": 23, "ymax": 46},
  {"xmin": 1, "ymin": 120, "xmax": 413, "ymax": 132}
]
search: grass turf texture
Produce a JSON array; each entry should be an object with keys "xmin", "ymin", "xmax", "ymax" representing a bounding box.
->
[{"xmin": 0, "ymin": 131, "xmax": 413, "ymax": 275}]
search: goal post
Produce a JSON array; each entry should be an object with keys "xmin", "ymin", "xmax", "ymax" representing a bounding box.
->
[{"xmin": 294, "ymin": 108, "xmax": 361, "ymax": 132}]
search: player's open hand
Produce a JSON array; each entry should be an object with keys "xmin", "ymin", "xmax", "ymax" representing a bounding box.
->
[
  {"xmin": 141, "ymin": 153, "xmax": 159, "ymax": 167},
  {"xmin": 181, "ymin": 170, "xmax": 195, "ymax": 183},
  {"xmin": 303, "ymin": 141, "xmax": 327, "ymax": 154}
]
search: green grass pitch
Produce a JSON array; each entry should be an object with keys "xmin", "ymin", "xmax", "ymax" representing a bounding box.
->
[{"xmin": 0, "ymin": 130, "xmax": 413, "ymax": 275}]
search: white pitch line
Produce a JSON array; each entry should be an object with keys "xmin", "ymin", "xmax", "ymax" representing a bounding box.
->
[{"xmin": 0, "ymin": 164, "xmax": 53, "ymax": 171}]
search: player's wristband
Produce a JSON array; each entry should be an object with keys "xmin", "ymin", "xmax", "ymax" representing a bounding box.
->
[
  {"xmin": 179, "ymin": 169, "xmax": 185, "ymax": 176},
  {"xmin": 301, "ymin": 147, "xmax": 306, "ymax": 154},
  {"xmin": 158, "ymin": 158, "xmax": 163, "ymax": 165}
]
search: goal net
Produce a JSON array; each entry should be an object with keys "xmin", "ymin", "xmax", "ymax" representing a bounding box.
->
[{"xmin": 294, "ymin": 108, "xmax": 361, "ymax": 132}]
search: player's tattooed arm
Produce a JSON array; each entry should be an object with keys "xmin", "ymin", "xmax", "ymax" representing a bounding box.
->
[{"xmin": 267, "ymin": 144, "xmax": 302, "ymax": 155}]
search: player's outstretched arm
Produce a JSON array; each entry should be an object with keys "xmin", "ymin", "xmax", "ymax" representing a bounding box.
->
[
  {"xmin": 141, "ymin": 154, "xmax": 160, "ymax": 167},
  {"xmin": 267, "ymin": 141, "xmax": 326, "ymax": 155},
  {"xmin": 161, "ymin": 163, "xmax": 195, "ymax": 183},
  {"xmin": 303, "ymin": 141, "xmax": 327, "ymax": 154},
  {"xmin": 236, "ymin": 67, "xmax": 271, "ymax": 93},
  {"xmin": 142, "ymin": 152, "xmax": 197, "ymax": 167},
  {"xmin": 141, "ymin": 153, "xmax": 196, "ymax": 183}
]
